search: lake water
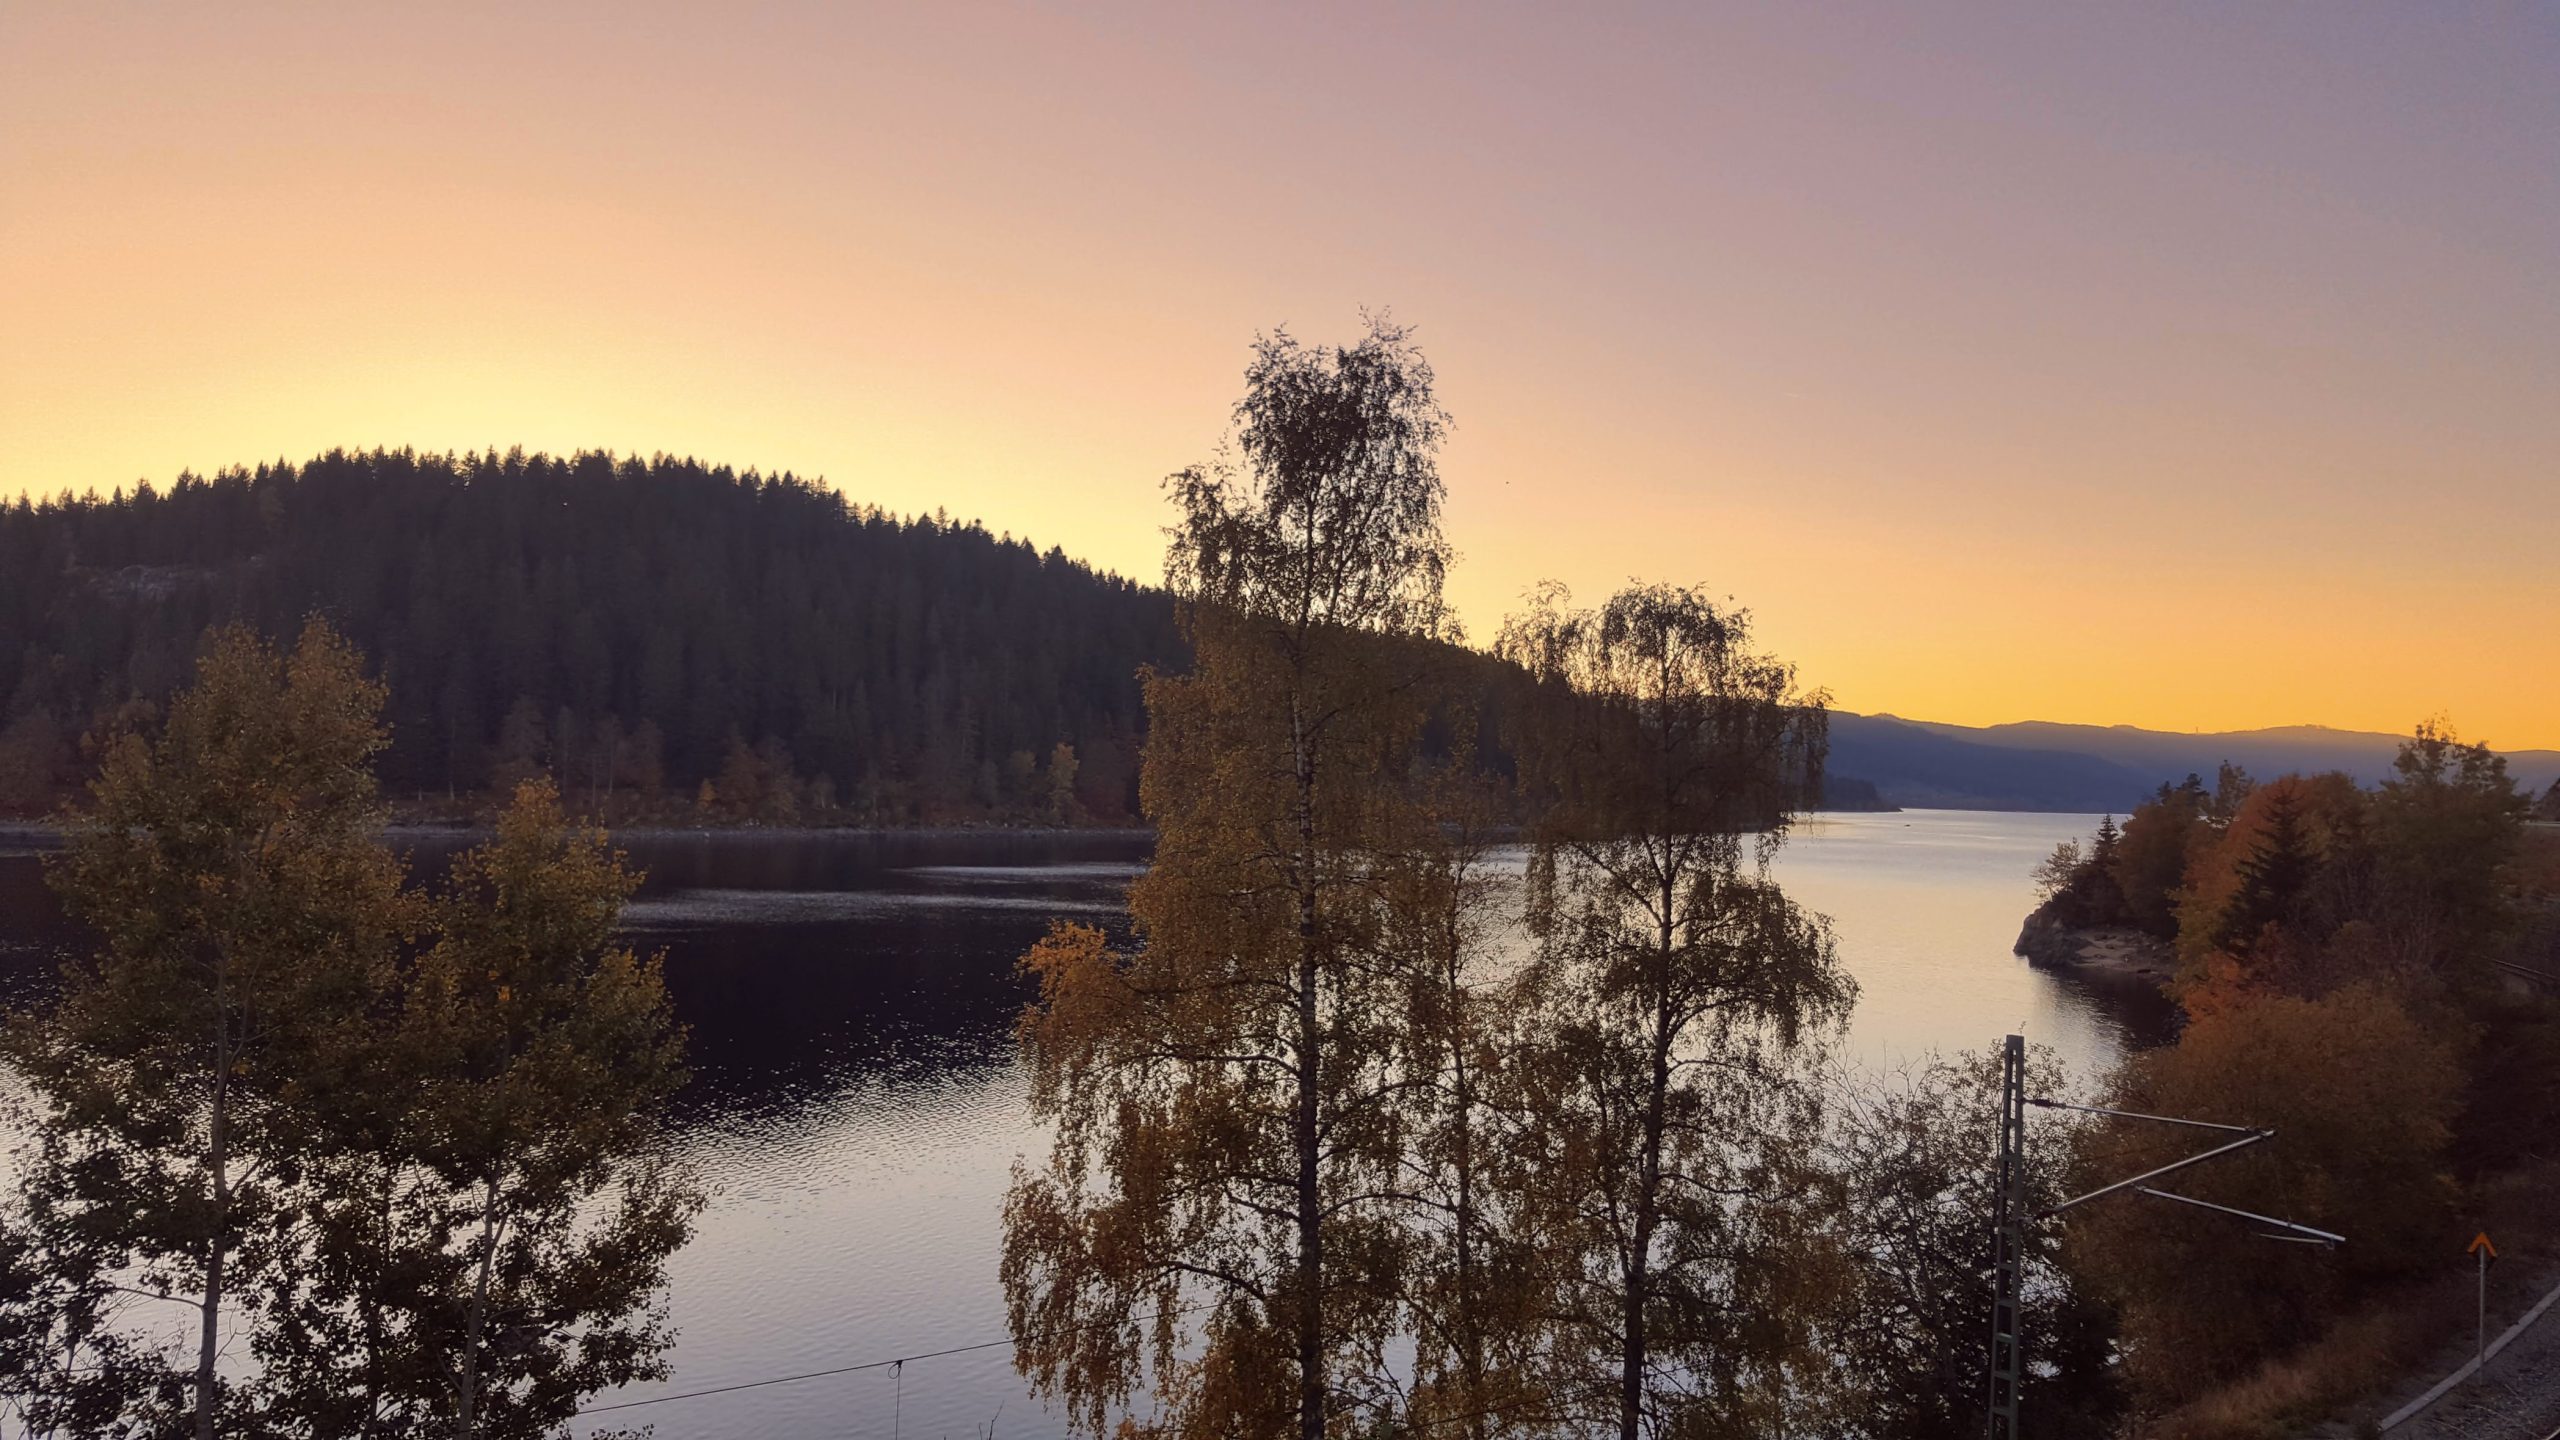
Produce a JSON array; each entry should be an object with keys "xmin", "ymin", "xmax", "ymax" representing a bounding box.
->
[{"xmin": 0, "ymin": 809, "xmax": 2171, "ymax": 1439}]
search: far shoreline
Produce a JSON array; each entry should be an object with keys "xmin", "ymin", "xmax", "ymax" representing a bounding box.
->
[
  {"xmin": 0, "ymin": 817, "xmax": 1155, "ymax": 847},
  {"xmin": 2, "ymin": 801, "xmax": 1937, "ymax": 846}
]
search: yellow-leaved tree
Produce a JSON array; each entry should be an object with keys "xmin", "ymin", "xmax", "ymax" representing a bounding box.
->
[
  {"xmin": 10, "ymin": 621, "xmax": 409, "ymax": 1440},
  {"xmin": 1497, "ymin": 583, "xmax": 1851, "ymax": 1440},
  {"xmin": 1003, "ymin": 316, "xmax": 1455, "ymax": 1440}
]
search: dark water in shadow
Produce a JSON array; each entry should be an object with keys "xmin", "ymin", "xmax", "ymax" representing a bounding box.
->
[{"xmin": 0, "ymin": 812, "xmax": 2165, "ymax": 1438}]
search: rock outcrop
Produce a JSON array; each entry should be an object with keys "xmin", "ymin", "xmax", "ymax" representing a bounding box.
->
[{"xmin": 2015, "ymin": 905, "xmax": 2175, "ymax": 981}]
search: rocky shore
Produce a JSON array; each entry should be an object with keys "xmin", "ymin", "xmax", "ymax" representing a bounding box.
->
[{"xmin": 2013, "ymin": 909, "xmax": 2175, "ymax": 982}]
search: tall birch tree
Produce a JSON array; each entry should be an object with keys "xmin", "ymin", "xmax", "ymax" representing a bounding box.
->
[
  {"xmin": 1004, "ymin": 316, "xmax": 1452, "ymax": 1440},
  {"xmin": 1498, "ymin": 583, "xmax": 1851, "ymax": 1440}
]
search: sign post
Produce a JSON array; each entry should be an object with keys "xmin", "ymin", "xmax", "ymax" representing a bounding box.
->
[{"xmin": 2469, "ymin": 1231, "xmax": 2498, "ymax": 1365}]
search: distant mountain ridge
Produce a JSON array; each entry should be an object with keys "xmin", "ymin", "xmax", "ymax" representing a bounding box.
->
[{"xmin": 1829, "ymin": 713, "xmax": 2560, "ymax": 814}]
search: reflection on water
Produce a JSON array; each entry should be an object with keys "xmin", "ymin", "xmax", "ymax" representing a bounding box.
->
[
  {"xmin": 538, "ymin": 830, "xmax": 1154, "ymax": 1439},
  {"xmin": 1778, "ymin": 811, "xmax": 2181, "ymax": 1064},
  {"xmin": 0, "ymin": 812, "xmax": 2166, "ymax": 1438}
]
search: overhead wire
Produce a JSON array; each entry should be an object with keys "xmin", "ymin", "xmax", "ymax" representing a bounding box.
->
[
  {"xmin": 576, "ymin": 1307, "xmax": 1639, "ymax": 1437},
  {"xmin": 573, "ymin": 1301, "xmax": 1211, "ymax": 1417}
]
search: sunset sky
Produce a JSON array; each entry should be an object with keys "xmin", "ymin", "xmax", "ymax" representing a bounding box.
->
[{"xmin": 5, "ymin": 4, "xmax": 2554, "ymax": 746}]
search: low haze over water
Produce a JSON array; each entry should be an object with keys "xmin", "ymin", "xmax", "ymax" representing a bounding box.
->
[{"xmin": 0, "ymin": 809, "xmax": 2169, "ymax": 1439}]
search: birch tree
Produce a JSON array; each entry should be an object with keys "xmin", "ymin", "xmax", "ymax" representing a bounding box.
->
[
  {"xmin": 383, "ymin": 780, "xmax": 697, "ymax": 1440},
  {"xmin": 12, "ymin": 620, "xmax": 407, "ymax": 1439},
  {"xmin": 1498, "ymin": 583, "xmax": 1851, "ymax": 1440},
  {"xmin": 1370, "ymin": 778, "xmax": 1548, "ymax": 1438},
  {"xmin": 1004, "ymin": 316, "xmax": 1452, "ymax": 1440}
]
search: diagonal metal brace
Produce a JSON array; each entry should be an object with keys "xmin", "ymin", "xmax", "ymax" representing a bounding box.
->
[
  {"xmin": 2134, "ymin": 1186, "xmax": 2344, "ymax": 1246},
  {"xmin": 2039, "ymin": 1129, "xmax": 2273, "ymax": 1218},
  {"xmin": 2026, "ymin": 1096, "xmax": 2257, "ymax": 1132}
]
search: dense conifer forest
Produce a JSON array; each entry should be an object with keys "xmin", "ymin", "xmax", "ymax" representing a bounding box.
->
[{"xmin": 0, "ymin": 449, "xmax": 1186, "ymax": 822}]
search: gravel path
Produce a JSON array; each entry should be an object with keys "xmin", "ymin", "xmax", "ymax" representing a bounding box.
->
[{"xmin": 2380, "ymin": 1273, "xmax": 2560, "ymax": 1440}]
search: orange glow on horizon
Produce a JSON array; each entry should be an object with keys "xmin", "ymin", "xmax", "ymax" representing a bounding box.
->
[{"xmin": 4, "ymin": 5, "xmax": 2553, "ymax": 748}]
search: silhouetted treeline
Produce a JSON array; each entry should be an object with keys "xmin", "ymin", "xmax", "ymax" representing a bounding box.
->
[{"xmin": 0, "ymin": 449, "xmax": 1187, "ymax": 821}]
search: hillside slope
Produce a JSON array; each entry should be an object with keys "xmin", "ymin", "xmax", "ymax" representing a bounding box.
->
[
  {"xmin": 4, "ymin": 449, "xmax": 2540, "ymax": 820},
  {"xmin": 1825, "ymin": 713, "xmax": 2157, "ymax": 812},
  {"xmin": 0, "ymin": 450, "xmax": 1184, "ymax": 820}
]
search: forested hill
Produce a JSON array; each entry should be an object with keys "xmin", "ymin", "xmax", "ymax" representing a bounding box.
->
[
  {"xmin": 10, "ymin": 448, "xmax": 2542, "ymax": 823},
  {"xmin": 0, "ymin": 449, "xmax": 1184, "ymax": 821}
]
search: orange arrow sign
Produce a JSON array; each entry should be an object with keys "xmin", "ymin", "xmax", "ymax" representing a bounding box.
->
[{"xmin": 2469, "ymin": 1232, "xmax": 2497, "ymax": 1259}]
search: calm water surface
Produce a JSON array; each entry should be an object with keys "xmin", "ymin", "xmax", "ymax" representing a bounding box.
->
[{"xmin": 0, "ymin": 810, "xmax": 2168, "ymax": 1439}]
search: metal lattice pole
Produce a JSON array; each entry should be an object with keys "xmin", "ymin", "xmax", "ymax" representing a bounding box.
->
[
  {"xmin": 1987, "ymin": 1033, "xmax": 2026, "ymax": 1440},
  {"xmin": 1984, "ymin": 1034, "xmax": 2338, "ymax": 1439}
]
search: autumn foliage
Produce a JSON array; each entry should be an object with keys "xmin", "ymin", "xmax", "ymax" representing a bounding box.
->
[
  {"xmin": 1003, "ymin": 323, "xmax": 1867, "ymax": 1440},
  {"xmin": 2037, "ymin": 722, "xmax": 2547, "ymax": 1424},
  {"xmin": 0, "ymin": 623, "xmax": 698, "ymax": 1439}
]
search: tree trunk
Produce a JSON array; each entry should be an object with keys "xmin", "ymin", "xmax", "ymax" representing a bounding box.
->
[
  {"xmin": 194, "ymin": 944, "xmax": 239, "ymax": 1440},
  {"xmin": 196, "ymin": 1040, "xmax": 230, "ymax": 1440},
  {"xmin": 1440, "ymin": 914, "xmax": 1488, "ymax": 1440},
  {"xmin": 457, "ymin": 1175, "xmax": 501, "ymax": 1440},
  {"xmin": 1621, "ymin": 876, "xmax": 1678, "ymax": 1440},
  {"xmin": 1292, "ymin": 700, "xmax": 1326, "ymax": 1440},
  {"xmin": 1452, "ymin": 1025, "xmax": 1486, "ymax": 1440},
  {"xmin": 363, "ymin": 1167, "xmax": 395, "ymax": 1440},
  {"xmin": 1623, "ymin": 1100, "xmax": 1660, "ymax": 1440}
]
